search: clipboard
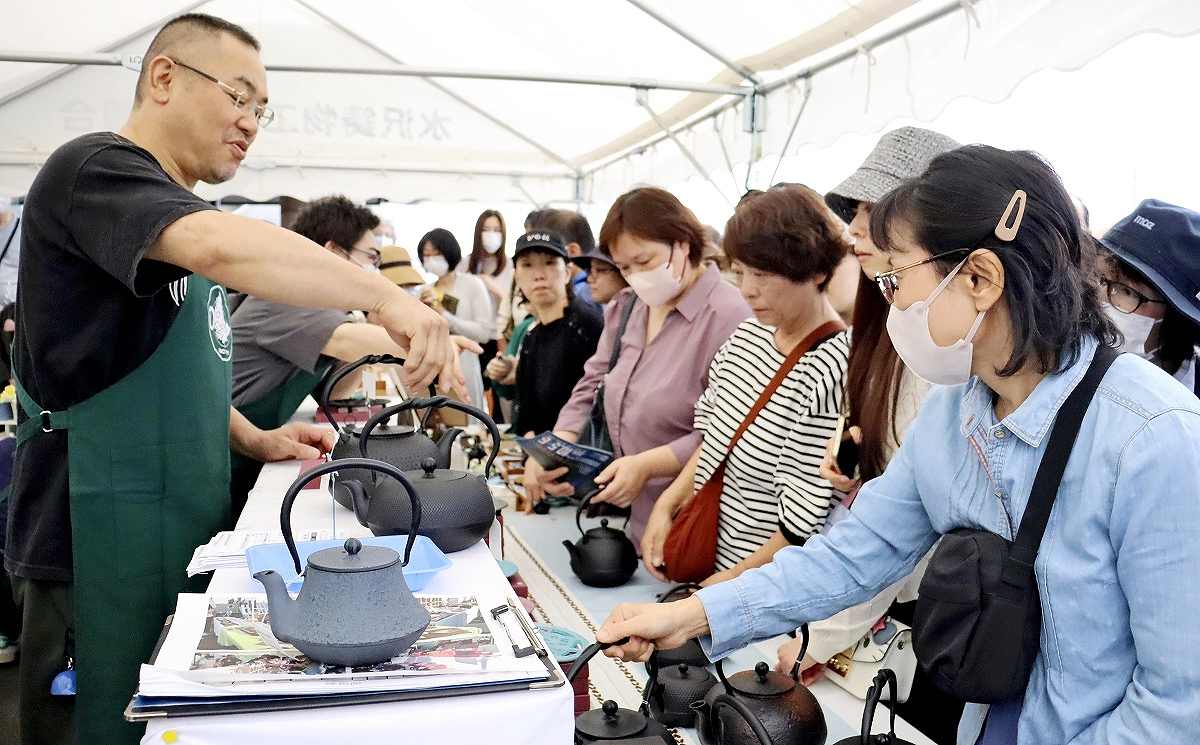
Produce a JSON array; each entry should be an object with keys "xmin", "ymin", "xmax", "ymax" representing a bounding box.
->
[{"xmin": 125, "ymin": 601, "xmax": 564, "ymax": 721}]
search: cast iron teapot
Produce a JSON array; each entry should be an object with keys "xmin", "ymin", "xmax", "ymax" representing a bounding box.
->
[
  {"xmin": 344, "ymin": 396, "xmax": 501, "ymax": 553},
  {"xmin": 253, "ymin": 458, "xmax": 430, "ymax": 667},
  {"xmin": 832, "ymin": 669, "xmax": 915, "ymax": 745},
  {"xmin": 694, "ymin": 624, "xmax": 827, "ymax": 745},
  {"xmin": 646, "ymin": 583, "xmax": 710, "ymax": 671},
  {"xmin": 322, "ymin": 354, "xmax": 462, "ymax": 509},
  {"xmin": 566, "ymin": 637, "xmax": 672, "ymax": 744},
  {"xmin": 563, "ymin": 491, "xmax": 638, "ymax": 587},
  {"xmin": 644, "ymin": 656, "xmax": 716, "ymax": 728}
]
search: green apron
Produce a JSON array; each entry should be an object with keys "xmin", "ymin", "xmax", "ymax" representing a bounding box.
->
[
  {"xmin": 16, "ymin": 274, "xmax": 232, "ymax": 745},
  {"xmin": 229, "ymin": 365, "xmax": 328, "ymax": 519}
]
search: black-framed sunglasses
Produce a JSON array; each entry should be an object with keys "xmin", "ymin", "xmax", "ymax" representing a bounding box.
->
[
  {"xmin": 168, "ymin": 58, "xmax": 275, "ymax": 128},
  {"xmin": 1099, "ymin": 277, "xmax": 1166, "ymax": 315}
]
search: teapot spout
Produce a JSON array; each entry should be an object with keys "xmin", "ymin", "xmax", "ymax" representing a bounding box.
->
[
  {"xmin": 253, "ymin": 570, "xmax": 298, "ymax": 643},
  {"xmin": 435, "ymin": 427, "xmax": 463, "ymax": 468},
  {"xmin": 562, "ymin": 539, "xmax": 581, "ymax": 562}
]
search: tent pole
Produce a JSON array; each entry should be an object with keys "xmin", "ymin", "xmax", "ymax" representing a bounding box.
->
[
  {"xmin": 636, "ymin": 91, "xmax": 731, "ymax": 207},
  {"xmin": 623, "ymin": 0, "xmax": 759, "ymax": 85},
  {"xmin": 767, "ymin": 77, "xmax": 813, "ymax": 187}
]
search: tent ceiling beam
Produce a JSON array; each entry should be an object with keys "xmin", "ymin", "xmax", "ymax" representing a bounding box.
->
[
  {"xmin": 623, "ymin": 0, "xmax": 760, "ymax": 85},
  {"xmin": 0, "ymin": 0, "xmax": 209, "ymax": 111},
  {"xmin": 636, "ymin": 90, "xmax": 731, "ymax": 206}
]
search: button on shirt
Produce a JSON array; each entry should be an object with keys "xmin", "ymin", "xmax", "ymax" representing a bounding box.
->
[{"xmin": 696, "ymin": 337, "xmax": 1200, "ymax": 744}]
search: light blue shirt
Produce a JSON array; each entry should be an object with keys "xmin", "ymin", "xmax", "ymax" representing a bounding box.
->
[{"xmin": 697, "ymin": 337, "xmax": 1200, "ymax": 744}]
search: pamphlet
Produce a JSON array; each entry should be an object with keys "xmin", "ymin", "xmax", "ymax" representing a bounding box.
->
[{"xmin": 516, "ymin": 431, "xmax": 612, "ymax": 494}]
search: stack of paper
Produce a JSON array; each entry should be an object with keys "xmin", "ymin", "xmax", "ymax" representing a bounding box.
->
[{"xmin": 185, "ymin": 530, "xmax": 332, "ymax": 577}]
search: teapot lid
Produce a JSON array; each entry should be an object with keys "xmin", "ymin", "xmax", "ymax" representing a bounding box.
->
[
  {"xmin": 585, "ymin": 518, "xmax": 626, "ymax": 538},
  {"xmin": 407, "ymin": 458, "xmax": 469, "ymax": 484},
  {"xmin": 575, "ymin": 700, "xmax": 647, "ymax": 740},
  {"xmin": 345, "ymin": 422, "xmax": 420, "ymax": 439},
  {"xmin": 728, "ymin": 662, "xmax": 796, "ymax": 698},
  {"xmin": 308, "ymin": 538, "xmax": 399, "ymax": 573}
]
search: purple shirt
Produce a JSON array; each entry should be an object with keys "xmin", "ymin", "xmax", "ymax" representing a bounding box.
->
[{"xmin": 555, "ymin": 266, "xmax": 752, "ymax": 540}]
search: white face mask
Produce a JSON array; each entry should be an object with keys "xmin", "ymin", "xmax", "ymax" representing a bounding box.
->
[
  {"xmin": 626, "ymin": 246, "xmax": 686, "ymax": 307},
  {"xmin": 424, "ymin": 256, "xmax": 450, "ymax": 278},
  {"xmin": 885, "ymin": 259, "xmax": 987, "ymax": 386},
  {"xmin": 481, "ymin": 231, "xmax": 503, "ymax": 254},
  {"xmin": 361, "ymin": 263, "xmax": 380, "ymax": 274},
  {"xmin": 1105, "ymin": 305, "xmax": 1159, "ymax": 358}
]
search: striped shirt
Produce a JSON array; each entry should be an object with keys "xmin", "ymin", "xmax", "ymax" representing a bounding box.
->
[{"xmin": 693, "ymin": 319, "xmax": 850, "ymax": 571}]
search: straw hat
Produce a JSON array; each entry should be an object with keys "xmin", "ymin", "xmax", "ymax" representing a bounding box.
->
[
  {"xmin": 825, "ymin": 127, "xmax": 960, "ymax": 223},
  {"xmin": 379, "ymin": 245, "xmax": 426, "ymax": 287}
]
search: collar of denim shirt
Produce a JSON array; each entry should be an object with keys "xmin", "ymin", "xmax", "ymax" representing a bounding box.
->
[{"xmin": 958, "ymin": 335, "xmax": 1101, "ymax": 447}]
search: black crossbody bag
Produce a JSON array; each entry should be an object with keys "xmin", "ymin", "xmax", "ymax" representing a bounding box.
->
[
  {"xmin": 913, "ymin": 346, "xmax": 1119, "ymax": 703},
  {"xmin": 577, "ymin": 293, "xmax": 638, "ymax": 453}
]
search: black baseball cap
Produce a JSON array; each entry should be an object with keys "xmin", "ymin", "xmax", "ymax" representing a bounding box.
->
[
  {"xmin": 569, "ymin": 244, "xmax": 618, "ymax": 272},
  {"xmin": 514, "ymin": 230, "xmax": 568, "ymax": 260},
  {"xmin": 1100, "ymin": 199, "xmax": 1200, "ymax": 327}
]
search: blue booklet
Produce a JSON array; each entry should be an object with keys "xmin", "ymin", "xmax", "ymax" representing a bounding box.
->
[{"xmin": 516, "ymin": 431, "xmax": 613, "ymax": 495}]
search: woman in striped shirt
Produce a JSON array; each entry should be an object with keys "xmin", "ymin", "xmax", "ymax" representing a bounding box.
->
[{"xmin": 641, "ymin": 184, "xmax": 852, "ymax": 581}]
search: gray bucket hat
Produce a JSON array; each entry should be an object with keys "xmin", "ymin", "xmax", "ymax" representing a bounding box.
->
[{"xmin": 825, "ymin": 127, "xmax": 961, "ymax": 223}]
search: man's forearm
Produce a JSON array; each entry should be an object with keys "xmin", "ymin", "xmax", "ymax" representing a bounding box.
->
[{"xmin": 229, "ymin": 407, "xmax": 262, "ymax": 458}]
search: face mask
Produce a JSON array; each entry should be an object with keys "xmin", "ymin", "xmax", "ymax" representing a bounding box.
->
[
  {"xmin": 885, "ymin": 258, "xmax": 987, "ymax": 386},
  {"xmin": 424, "ymin": 256, "xmax": 450, "ymax": 278},
  {"xmin": 361, "ymin": 263, "xmax": 380, "ymax": 274},
  {"xmin": 1105, "ymin": 305, "xmax": 1159, "ymax": 358},
  {"xmin": 481, "ymin": 231, "xmax": 503, "ymax": 254},
  {"xmin": 404, "ymin": 285, "xmax": 424, "ymax": 297},
  {"xmin": 626, "ymin": 247, "xmax": 685, "ymax": 307}
]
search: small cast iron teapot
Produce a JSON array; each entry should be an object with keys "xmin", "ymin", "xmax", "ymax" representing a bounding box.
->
[
  {"xmin": 322, "ymin": 354, "xmax": 462, "ymax": 509},
  {"xmin": 344, "ymin": 397, "xmax": 501, "ymax": 553},
  {"xmin": 253, "ymin": 458, "xmax": 430, "ymax": 667},
  {"xmin": 644, "ymin": 657, "xmax": 716, "ymax": 728},
  {"xmin": 566, "ymin": 637, "xmax": 672, "ymax": 744},
  {"xmin": 646, "ymin": 583, "xmax": 710, "ymax": 671},
  {"xmin": 694, "ymin": 625, "xmax": 827, "ymax": 745},
  {"xmin": 563, "ymin": 492, "xmax": 638, "ymax": 587},
  {"xmin": 831, "ymin": 669, "xmax": 915, "ymax": 745}
]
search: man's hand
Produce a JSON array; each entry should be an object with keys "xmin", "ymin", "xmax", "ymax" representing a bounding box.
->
[
  {"xmin": 243, "ymin": 422, "xmax": 336, "ymax": 463},
  {"xmin": 369, "ymin": 294, "xmax": 461, "ymax": 394},
  {"xmin": 592, "ymin": 454, "xmax": 651, "ymax": 508},
  {"xmin": 597, "ymin": 596, "xmax": 710, "ymax": 663}
]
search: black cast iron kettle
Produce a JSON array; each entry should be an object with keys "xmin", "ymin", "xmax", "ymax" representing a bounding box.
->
[
  {"xmin": 345, "ymin": 396, "xmax": 501, "ymax": 553},
  {"xmin": 322, "ymin": 354, "xmax": 462, "ymax": 510},
  {"xmin": 646, "ymin": 583, "xmax": 710, "ymax": 671},
  {"xmin": 693, "ymin": 624, "xmax": 827, "ymax": 745},
  {"xmin": 566, "ymin": 638, "xmax": 672, "ymax": 744},
  {"xmin": 832, "ymin": 669, "xmax": 915, "ymax": 745},
  {"xmin": 643, "ymin": 654, "xmax": 716, "ymax": 728},
  {"xmin": 563, "ymin": 491, "xmax": 638, "ymax": 587}
]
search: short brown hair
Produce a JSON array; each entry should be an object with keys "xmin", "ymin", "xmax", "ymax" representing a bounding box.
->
[
  {"xmin": 598, "ymin": 187, "xmax": 706, "ymax": 264},
  {"xmin": 723, "ymin": 184, "xmax": 850, "ymax": 290}
]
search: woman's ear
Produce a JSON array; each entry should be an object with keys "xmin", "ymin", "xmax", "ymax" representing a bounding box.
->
[{"xmin": 965, "ymin": 249, "xmax": 1005, "ymax": 312}]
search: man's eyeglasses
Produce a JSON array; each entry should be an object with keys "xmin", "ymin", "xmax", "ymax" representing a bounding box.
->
[
  {"xmin": 346, "ymin": 246, "xmax": 382, "ymax": 267},
  {"xmin": 1099, "ymin": 277, "xmax": 1165, "ymax": 315},
  {"xmin": 169, "ymin": 58, "xmax": 275, "ymax": 128}
]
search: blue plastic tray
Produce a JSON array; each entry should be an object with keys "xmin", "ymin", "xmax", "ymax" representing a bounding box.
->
[{"xmin": 245, "ymin": 535, "xmax": 449, "ymax": 593}]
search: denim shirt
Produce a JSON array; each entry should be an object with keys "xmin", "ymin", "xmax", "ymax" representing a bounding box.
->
[{"xmin": 697, "ymin": 337, "xmax": 1200, "ymax": 744}]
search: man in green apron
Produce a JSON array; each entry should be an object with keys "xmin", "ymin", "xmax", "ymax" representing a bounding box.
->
[{"xmin": 7, "ymin": 13, "xmax": 462, "ymax": 745}]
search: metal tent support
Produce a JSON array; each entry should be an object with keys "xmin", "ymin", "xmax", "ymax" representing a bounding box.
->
[
  {"xmin": 623, "ymin": 0, "xmax": 759, "ymax": 85},
  {"xmin": 636, "ymin": 90, "xmax": 731, "ymax": 206},
  {"xmin": 767, "ymin": 77, "xmax": 813, "ymax": 187}
]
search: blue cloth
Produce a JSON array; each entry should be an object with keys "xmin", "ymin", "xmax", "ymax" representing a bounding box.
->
[
  {"xmin": 571, "ymin": 270, "xmax": 595, "ymax": 308},
  {"xmin": 696, "ymin": 337, "xmax": 1200, "ymax": 745},
  {"xmin": 980, "ymin": 698, "xmax": 1022, "ymax": 745}
]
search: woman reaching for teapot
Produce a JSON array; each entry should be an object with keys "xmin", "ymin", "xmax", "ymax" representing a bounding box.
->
[{"xmin": 597, "ymin": 145, "xmax": 1200, "ymax": 745}]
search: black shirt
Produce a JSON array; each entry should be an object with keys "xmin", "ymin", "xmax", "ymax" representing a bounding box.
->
[
  {"xmin": 7, "ymin": 132, "xmax": 214, "ymax": 581},
  {"xmin": 513, "ymin": 295, "xmax": 603, "ymax": 436}
]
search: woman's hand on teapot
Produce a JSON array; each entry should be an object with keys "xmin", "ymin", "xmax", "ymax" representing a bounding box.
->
[
  {"xmin": 592, "ymin": 455, "xmax": 651, "ymax": 508},
  {"xmin": 640, "ymin": 502, "xmax": 674, "ymax": 582},
  {"xmin": 774, "ymin": 637, "xmax": 826, "ymax": 685},
  {"xmin": 522, "ymin": 457, "xmax": 573, "ymax": 510},
  {"xmin": 819, "ymin": 427, "xmax": 862, "ymax": 494},
  {"xmin": 598, "ymin": 596, "xmax": 711, "ymax": 663}
]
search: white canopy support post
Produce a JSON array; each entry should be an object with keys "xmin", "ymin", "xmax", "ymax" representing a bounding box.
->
[
  {"xmin": 713, "ymin": 114, "xmax": 741, "ymax": 197},
  {"xmin": 623, "ymin": 0, "xmax": 760, "ymax": 85},
  {"xmin": 636, "ymin": 90, "xmax": 731, "ymax": 207},
  {"xmin": 742, "ymin": 91, "xmax": 767, "ymax": 191},
  {"xmin": 0, "ymin": 0, "xmax": 209, "ymax": 111},
  {"xmin": 512, "ymin": 178, "xmax": 543, "ymax": 210},
  {"xmin": 767, "ymin": 77, "xmax": 814, "ymax": 187},
  {"xmin": 574, "ymin": 176, "xmax": 585, "ymax": 210}
]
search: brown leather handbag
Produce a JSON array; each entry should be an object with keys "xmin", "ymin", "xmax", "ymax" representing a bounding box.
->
[{"xmin": 661, "ymin": 320, "xmax": 845, "ymax": 583}]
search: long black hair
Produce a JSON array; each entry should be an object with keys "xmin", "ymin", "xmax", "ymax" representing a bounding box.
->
[{"xmin": 871, "ymin": 145, "xmax": 1118, "ymax": 376}]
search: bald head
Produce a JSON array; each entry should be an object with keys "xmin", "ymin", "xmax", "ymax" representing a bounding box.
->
[{"xmin": 134, "ymin": 13, "xmax": 260, "ymax": 105}]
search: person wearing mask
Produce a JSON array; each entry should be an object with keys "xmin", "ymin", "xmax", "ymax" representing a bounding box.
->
[
  {"xmin": 537, "ymin": 209, "xmax": 599, "ymax": 309},
  {"xmin": 465, "ymin": 210, "xmax": 512, "ymax": 406},
  {"xmin": 1098, "ymin": 200, "xmax": 1200, "ymax": 397},
  {"xmin": 486, "ymin": 232, "xmax": 603, "ymax": 435},
  {"xmin": 526, "ymin": 187, "xmax": 751, "ymax": 541},
  {"xmin": 570, "ymin": 244, "xmax": 629, "ymax": 305},
  {"xmin": 639, "ymin": 185, "xmax": 851, "ymax": 583},
  {"xmin": 419, "ymin": 228, "xmax": 490, "ymax": 409},
  {"xmin": 7, "ymin": 14, "xmax": 460, "ymax": 744},
  {"xmin": 379, "ymin": 244, "xmax": 427, "ymax": 292},
  {"xmin": 596, "ymin": 145, "xmax": 1200, "ymax": 745},
  {"xmin": 775, "ymin": 127, "xmax": 963, "ymax": 745}
]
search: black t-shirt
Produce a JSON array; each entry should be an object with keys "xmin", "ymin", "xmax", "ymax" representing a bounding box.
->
[
  {"xmin": 513, "ymin": 295, "xmax": 604, "ymax": 436},
  {"xmin": 6, "ymin": 132, "xmax": 215, "ymax": 581}
]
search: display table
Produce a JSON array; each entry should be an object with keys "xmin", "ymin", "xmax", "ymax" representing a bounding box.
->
[{"xmin": 139, "ymin": 458, "xmax": 574, "ymax": 745}]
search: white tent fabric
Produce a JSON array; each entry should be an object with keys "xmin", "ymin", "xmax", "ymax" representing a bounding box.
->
[{"xmin": 0, "ymin": 0, "xmax": 1197, "ymax": 206}]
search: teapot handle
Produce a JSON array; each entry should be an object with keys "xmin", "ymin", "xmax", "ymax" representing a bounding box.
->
[
  {"xmin": 712, "ymin": 692, "xmax": 776, "ymax": 745},
  {"xmin": 574, "ymin": 490, "xmax": 633, "ymax": 536},
  {"xmin": 564, "ymin": 636, "xmax": 630, "ymax": 685},
  {"xmin": 859, "ymin": 668, "xmax": 899, "ymax": 745},
  {"xmin": 281, "ymin": 457, "xmax": 423, "ymax": 575},
  {"xmin": 319, "ymin": 354, "xmax": 406, "ymax": 434},
  {"xmin": 361, "ymin": 397, "xmax": 501, "ymax": 477},
  {"xmin": 657, "ymin": 582, "xmax": 704, "ymax": 604},
  {"xmin": 787, "ymin": 624, "xmax": 811, "ymax": 682}
]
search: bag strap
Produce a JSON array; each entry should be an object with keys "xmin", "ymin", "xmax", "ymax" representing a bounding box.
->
[
  {"xmin": 722, "ymin": 320, "xmax": 844, "ymax": 458},
  {"xmin": 1005, "ymin": 346, "xmax": 1119, "ymax": 584},
  {"xmin": 0, "ymin": 217, "xmax": 18, "ymax": 266},
  {"xmin": 605, "ymin": 293, "xmax": 638, "ymax": 373}
]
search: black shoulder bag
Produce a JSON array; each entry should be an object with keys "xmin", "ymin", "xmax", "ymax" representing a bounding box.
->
[
  {"xmin": 577, "ymin": 293, "xmax": 638, "ymax": 453},
  {"xmin": 913, "ymin": 346, "xmax": 1118, "ymax": 703}
]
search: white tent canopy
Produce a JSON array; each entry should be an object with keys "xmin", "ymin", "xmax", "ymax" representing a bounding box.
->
[{"xmin": 0, "ymin": 0, "xmax": 1197, "ymax": 208}]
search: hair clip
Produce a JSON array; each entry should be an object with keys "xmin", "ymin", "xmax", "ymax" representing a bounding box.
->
[{"xmin": 995, "ymin": 189, "xmax": 1027, "ymax": 241}]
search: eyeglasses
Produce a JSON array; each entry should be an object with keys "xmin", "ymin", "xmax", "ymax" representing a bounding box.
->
[
  {"xmin": 169, "ymin": 58, "xmax": 275, "ymax": 128},
  {"xmin": 1099, "ymin": 277, "xmax": 1165, "ymax": 314},
  {"xmin": 346, "ymin": 245, "xmax": 382, "ymax": 267},
  {"xmin": 873, "ymin": 248, "xmax": 972, "ymax": 304}
]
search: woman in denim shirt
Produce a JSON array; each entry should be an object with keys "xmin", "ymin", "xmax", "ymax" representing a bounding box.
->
[{"xmin": 598, "ymin": 146, "xmax": 1200, "ymax": 745}]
